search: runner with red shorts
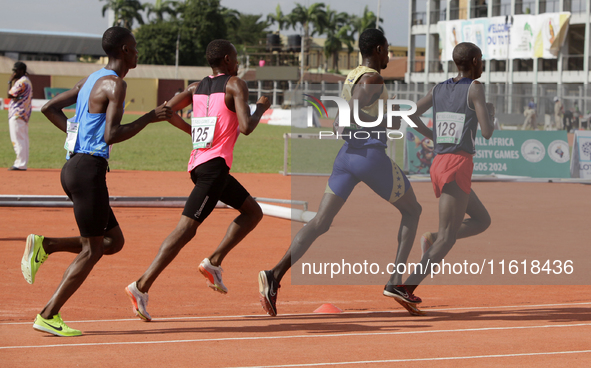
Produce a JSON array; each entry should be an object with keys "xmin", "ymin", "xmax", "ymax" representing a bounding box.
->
[{"xmin": 400, "ymin": 42, "xmax": 496, "ymax": 314}]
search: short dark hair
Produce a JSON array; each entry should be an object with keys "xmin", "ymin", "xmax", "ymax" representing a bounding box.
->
[
  {"xmin": 13, "ymin": 61, "xmax": 27, "ymax": 72},
  {"xmin": 359, "ymin": 29, "xmax": 387, "ymax": 57},
  {"xmin": 206, "ymin": 39, "xmax": 234, "ymax": 67},
  {"xmin": 452, "ymin": 42, "xmax": 481, "ymax": 70},
  {"xmin": 102, "ymin": 27, "xmax": 133, "ymax": 57}
]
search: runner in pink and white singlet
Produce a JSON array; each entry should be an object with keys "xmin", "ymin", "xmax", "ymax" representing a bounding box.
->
[{"xmin": 126, "ymin": 40, "xmax": 271, "ymax": 322}]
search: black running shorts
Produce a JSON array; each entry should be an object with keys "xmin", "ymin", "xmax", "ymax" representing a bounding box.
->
[
  {"xmin": 182, "ymin": 157, "xmax": 250, "ymax": 222},
  {"xmin": 60, "ymin": 153, "xmax": 119, "ymax": 237}
]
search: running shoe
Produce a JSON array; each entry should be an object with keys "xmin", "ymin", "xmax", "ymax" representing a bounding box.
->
[
  {"xmin": 33, "ymin": 313, "xmax": 81, "ymax": 337},
  {"xmin": 383, "ymin": 284, "xmax": 422, "ymax": 304},
  {"xmin": 392, "ymin": 298, "xmax": 427, "ymax": 316},
  {"xmin": 198, "ymin": 258, "xmax": 228, "ymax": 294},
  {"xmin": 258, "ymin": 270, "xmax": 280, "ymax": 317},
  {"xmin": 420, "ymin": 232, "xmax": 434, "ymax": 257},
  {"xmin": 21, "ymin": 234, "xmax": 47, "ymax": 284},
  {"xmin": 125, "ymin": 281, "xmax": 152, "ymax": 322}
]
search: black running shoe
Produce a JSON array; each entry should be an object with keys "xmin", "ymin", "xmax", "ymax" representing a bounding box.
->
[
  {"xmin": 258, "ymin": 270, "xmax": 280, "ymax": 316},
  {"xmin": 383, "ymin": 284, "xmax": 422, "ymax": 304}
]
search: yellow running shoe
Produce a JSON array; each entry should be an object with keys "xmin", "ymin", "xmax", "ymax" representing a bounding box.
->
[
  {"xmin": 21, "ymin": 234, "xmax": 47, "ymax": 284},
  {"xmin": 33, "ymin": 313, "xmax": 82, "ymax": 337}
]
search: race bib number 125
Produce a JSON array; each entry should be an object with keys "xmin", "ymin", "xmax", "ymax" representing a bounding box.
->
[{"xmin": 191, "ymin": 117, "xmax": 217, "ymax": 149}]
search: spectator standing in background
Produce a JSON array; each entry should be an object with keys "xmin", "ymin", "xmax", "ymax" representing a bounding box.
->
[
  {"xmin": 7, "ymin": 61, "xmax": 33, "ymax": 171},
  {"xmin": 522, "ymin": 98, "xmax": 537, "ymax": 130}
]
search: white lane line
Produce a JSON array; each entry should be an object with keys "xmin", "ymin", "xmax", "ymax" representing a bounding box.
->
[
  {"xmin": 227, "ymin": 349, "xmax": 591, "ymax": 368},
  {"xmin": 1, "ymin": 322, "xmax": 591, "ymax": 350},
  {"xmin": 2, "ymin": 301, "xmax": 590, "ymax": 325}
]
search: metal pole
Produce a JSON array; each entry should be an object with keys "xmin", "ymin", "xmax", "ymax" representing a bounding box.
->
[
  {"xmin": 300, "ymin": 27, "xmax": 305, "ymax": 85},
  {"xmin": 175, "ymin": 29, "xmax": 180, "ymax": 79},
  {"xmin": 376, "ymin": 0, "xmax": 381, "ymax": 29}
]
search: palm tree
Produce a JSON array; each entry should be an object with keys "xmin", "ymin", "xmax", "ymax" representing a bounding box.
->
[
  {"xmin": 145, "ymin": 0, "xmax": 179, "ymax": 22},
  {"xmin": 221, "ymin": 7, "xmax": 241, "ymax": 34},
  {"xmin": 322, "ymin": 6, "xmax": 353, "ymax": 73},
  {"xmin": 350, "ymin": 5, "xmax": 384, "ymax": 39},
  {"xmin": 287, "ymin": 2, "xmax": 327, "ymax": 38},
  {"xmin": 287, "ymin": 3, "xmax": 327, "ymax": 80},
  {"xmin": 267, "ymin": 4, "xmax": 289, "ymax": 32},
  {"xmin": 101, "ymin": 0, "xmax": 145, "ymax": 30}
]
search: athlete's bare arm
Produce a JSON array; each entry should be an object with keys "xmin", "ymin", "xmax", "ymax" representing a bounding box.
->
[
  {"xmin": 410, "ymin": 88, "xmax": 435, "ymax": 140},
  {"xmin": 469, "ymin": 81, "xmax": 494, "ymax": 139},
  {"xmin": 165, "ymin": 82, "xmax": 199, "ymax": 136},
  {"xmin": 225, "ymin": 76, "xmax": 270, "ymax": 135},
  {"xmin": 41, "ymin": 77, "xmax": 87, "ymax": 133},
  {"xmin": 91, "ymin": 76, "xmax": 172, "ymax": 145}
]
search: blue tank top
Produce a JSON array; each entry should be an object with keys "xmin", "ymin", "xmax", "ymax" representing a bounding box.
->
[
  {"xmin": 432, "ymin": 77, "xmax": 478, "ymax": 155},
  {"xmin": 70, "ymin": 68, "xmax": 120, "ymax": 159}
]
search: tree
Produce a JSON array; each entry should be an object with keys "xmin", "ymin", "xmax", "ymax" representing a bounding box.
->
[
  {"xmin": 145, "ymin": 0, "xmax": 179, "ymax": 22},
  {"xmin": 101, "ymin": 0, "xmax": 145, "ymax": 30},
  {"xmin": 135, "ymin": 21, "xmax": 181, "ymax": 65},
  {"xmin": 350, "ymin": 5, "xmax": 383, "ymax": 39},
  {"xmin": 222, "ymin": 7, "xmax": 241, "ymax": 34},
  {"xmin": 229, "ymin": 14, "xmax": 269, "ymax": 49},
  {"xmin": 288, "ymin": 2, "xmax": 327, "ymax": 38},
  {"xmin": 267, "ymin": 4, "xmax": 288, "ymax": 32},
  {"xmin": 322, "ymin": 6, "xmax": 353, "ymax": 72},
  {"xmin": 287, "ymin": 3, "xmax": 327, "ymax": 79},
  {"xmin": 178, "ymin": 0, "xmax": 227, "ymax": 66}
]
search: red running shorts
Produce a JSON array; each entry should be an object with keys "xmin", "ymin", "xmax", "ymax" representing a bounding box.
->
[{"xmin": 430, "ymin": 151, "xmax": 474, "ymax": 198}]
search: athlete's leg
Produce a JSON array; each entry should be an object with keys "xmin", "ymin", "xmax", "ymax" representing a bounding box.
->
[
  {"xmin": 387, "ymin": 187, "xmax": 422, "ymax": 285},
  {"xmin": 272, "ymin": 193, "xmax": 345, "ymax": 283},
  {"xmin": 40, "ymin": 235, "xmax": 105, "ymax": 319},
  {"xmin": 405, "ymin": 181, "xmax": 470, "ymax": 292},
  {"xmin": 421, "ymin": 189, "xmax": 490, "ymax": 244},
  {"xmin": 39, "ymin": 226, "xmax": 125, "ymax": 256},
  {"xmin": 208, "ymin": 196, "xmax": 262, "ymax": 266},
  {"xmin": 136, "ymin": 215, "xmax": 200, "ymax": 293}
]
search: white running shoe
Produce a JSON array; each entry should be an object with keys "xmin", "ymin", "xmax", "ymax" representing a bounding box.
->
[
  {"xmin": 125, "ymin": 282, "xmax": 152, "ymax": 322},
  {"xmin": 199, "ymin": 258, "xmax": 228, "ymax": 294}
]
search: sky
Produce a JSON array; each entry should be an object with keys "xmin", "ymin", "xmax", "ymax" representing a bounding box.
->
[{"xmin": 0, "ymin": 0, "xmax": 410, "ymax": 46}]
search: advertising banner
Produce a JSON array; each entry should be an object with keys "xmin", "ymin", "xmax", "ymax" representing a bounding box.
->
[
  {"xmin": 438, "ymin": 12, "xmax": 570, "ymax": 61},
  {"xmin": 570, "ymin": 130, "xmax": 591, "ymax": 179},
  {"xmin": 405, "ymin": 129, "xmax": 571, "ymax": 178}
]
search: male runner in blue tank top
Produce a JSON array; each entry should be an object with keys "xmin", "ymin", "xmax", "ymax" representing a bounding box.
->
[
  {"xmin": 258, "ymin": 29, "xmax": 433, "ymax": 317},
  {"xmin": 399, "ymin": 42, "xmax": 495, "ymax": 314},
  {"xmin": 20, "ymin": 27, "xmax": 172, "ymax": 336}
]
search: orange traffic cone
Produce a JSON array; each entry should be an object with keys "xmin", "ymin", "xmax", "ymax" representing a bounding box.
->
[{"xmin": 313, "ymin": 303, "xmax": 343, "ymax": 314}]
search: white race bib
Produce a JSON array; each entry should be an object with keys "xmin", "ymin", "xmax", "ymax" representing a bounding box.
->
[
  {"xmin": 435, "ymin": 112, "xmax": 465, "ymax": 144},
  {"xmin": 191, "ymin": 117, "xmax": 217, "ymax": 149},
  {"xmin": 64, "ymin": 119, "xmax": 79, "ymax": 153}
]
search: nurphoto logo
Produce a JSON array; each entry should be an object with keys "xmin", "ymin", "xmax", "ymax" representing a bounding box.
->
[{"xmin": 306, "ymin": 96, "xmax": 418, "ymax": 129}]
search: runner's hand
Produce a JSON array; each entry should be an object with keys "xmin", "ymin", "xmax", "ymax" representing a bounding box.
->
[
  {"xmin": 152, "ymin": 101, "xmax": 173, "ymax": 122},
  {"xmin": 486, "ymin": 103, "xmax": 495, "ymax": 119},
  {"xmin": 256, "ymin": 96, "xmax": 271, "ymax": 113}
]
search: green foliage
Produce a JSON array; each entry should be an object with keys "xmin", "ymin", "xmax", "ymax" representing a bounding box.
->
[
  {"xmin": 144, "ymin": 0, "xmax": 179, "ymax": 22},
  {"xmin": 267, "ymin": 5, "xmax": 289, "ymax": 32},
  {"xmin": 101, "ymin": 0, "xmax": 145, "ymax": 29},
  {"xmin": 135, "ymin": 21, "xmax": 182, "ymax": 65},
  {"xmin": 229, "ymin": 14, "xmax": 269, "ymax": 48},
  {"xmin": 181, "ymin": 0, "xmax": 228, "ymax": 66}
]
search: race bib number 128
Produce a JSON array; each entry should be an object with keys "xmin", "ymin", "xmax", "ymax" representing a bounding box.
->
[
  {"xmin": 435, "ymin": 112, "xmax": 465, "ymax": 144},
  {"xmin": 191, "ymin": 117, "xmax": 217, "ymax": 149}
]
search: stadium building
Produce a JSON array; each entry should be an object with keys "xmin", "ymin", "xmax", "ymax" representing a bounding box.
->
[{"xmin": 407, "ymin": 0, "xmax": 590, "ymax": 121}]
